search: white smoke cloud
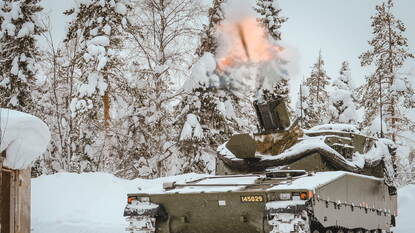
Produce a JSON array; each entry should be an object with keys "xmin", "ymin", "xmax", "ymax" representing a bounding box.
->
[{"xmin": 215, "ymin": 0, "xmax": 301, "ymax": 96}]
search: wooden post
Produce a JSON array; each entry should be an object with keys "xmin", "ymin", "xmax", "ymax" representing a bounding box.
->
[
  {"xmin": 17, "ymin": 168, "xmax": 31, "ymax": 233},
  {"xmin": 0, "ymin": 155, "xmax": 12, "ymax": 233},
  {"xmin": 9, "ymin": 170, "xmax": 15, "ymax": 233},
  {"xmin": 0, "ymin": 152, "xmax": 31, "ymax": 233}
]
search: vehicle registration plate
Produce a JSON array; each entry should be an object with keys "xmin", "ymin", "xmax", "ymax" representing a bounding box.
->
[{"xmin": 240, "ymin": 195, "xmax": 264, "ymax": 202}]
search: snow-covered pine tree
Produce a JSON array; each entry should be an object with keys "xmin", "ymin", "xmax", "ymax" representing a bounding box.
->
[
  {"xmin": 272, "ymin": 78, "xmax": 289, "ymax": 100},
  {"xmin": 32, "ymin": 30, "xmax": 99, "ymax": 175},
  {"xmin": 301, "ymin": 51, "xmax": 330, "ymax": 128},
  {"xmin": 357, "ymin": 0, "xmax": 414, "ymax": 141},
  {"xmin": 0, "ymin": 0, "xmax": 44, "ymax": 112},
  {"xmin": 394, "ymin": 145, "xmax": 415, "ymax": 186},
  {"xmin": 255, "ymin": 0, "xmax": 287, "ymax": 41},
  {"xmin": 295, "ymin": 83, "xmax": 305, "ymax": 127},
  {"xmin": 253, "ymin": 58, "xmax": 290, "ymax": 103},
  {"xmin": 65, "ymin": 0, "xmax": 130, "ymax": 126},
  {"xmin": 113, "ymin": 0, "xmax": 204, "ymax": 178},
  {"xmin": 111, "ymin": 65, "xmax": 179, "ymax": 178},
  {"xmin": 177, "ymin": 53, "xmax": 255, "ymax": 174},
  {"xmin": 328, "ymin": 61, "xmax": 358, "ymax": 124},
  {"xmin": 196, "ymin": 0, "xmax": 225, "ymax": 56},
  {"xmin": 260, "ymin": 77, "xmax": 292, "ymax": 117},
  {"xmin": 296, "ymin": 82, "xmax": 324, "ymax": 129},
  {"xmin": 259, "ymin": 78, "xmax": 290, "ymax": 106},
  {"xmin": 63, "ymin": 0, "xmax": 131, "ymax": 172},
  {"xmin": 254, "ymin": 1, "xmax": 289, "ymax": 112}
]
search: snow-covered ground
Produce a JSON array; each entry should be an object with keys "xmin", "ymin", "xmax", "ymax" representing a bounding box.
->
[
  {"xmin": 31, "ymin": 172, "xmax": 204, "ymax": 233},
  {"xmin": 32, "ymin": 172, "xmax": 415, "ymax": 233},
  {"xmin": 394, "ymin": 184, "xmax": 415, "ymax": 233}
]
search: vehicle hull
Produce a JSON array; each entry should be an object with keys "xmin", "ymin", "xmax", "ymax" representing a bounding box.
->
[
  {"xmin": 144, "ymin": 192, "xmax": 272, "ymax": 233},
  {"xmin": 124, "ymin": 172, "xmax": 396, "ymax": 233}
]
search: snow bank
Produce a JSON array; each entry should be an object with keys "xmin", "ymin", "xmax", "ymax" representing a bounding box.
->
[
  {"xmin": 0, "ymin": 108, "xmax": 50, "ymax": 169},
  {"xmin": 31, "ymin": 172, "xmax": 204, "ymax": 233},
  {"xmin": 394, "ymin": 184, "xmax": 415, "ymax": 233}
]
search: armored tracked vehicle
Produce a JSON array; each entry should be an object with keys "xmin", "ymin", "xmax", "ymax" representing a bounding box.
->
[{"xmin": 124, "ymin": 96, "xmax": 397, "ymax": 233}]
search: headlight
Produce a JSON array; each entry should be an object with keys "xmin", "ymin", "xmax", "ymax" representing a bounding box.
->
[
  {"xmin": 127, "ymin": 196, "xmax": 150, "ymax": 204},
  {"xmin": 279, "ymin": 193, "xmax": 291, "ymax": 200},
  {"xmin": 138, "ymin": 197, "xmax": 150, "ymax": 202}
]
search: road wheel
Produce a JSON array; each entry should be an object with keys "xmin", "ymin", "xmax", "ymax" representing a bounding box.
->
[
  {"xmin": 337, "ymin": 230, "xmax": 345, "ymax": 233},
  {"xmin": 355, "ymin": 230, "xmax": 363, "ymax": 233},
  {"xmin": 325, "ymin": 229, "xmax": 333, "ymax": 233},
  {"xmin": 312, "ymin": 230, "xmax": 321, "ymax": 233}
]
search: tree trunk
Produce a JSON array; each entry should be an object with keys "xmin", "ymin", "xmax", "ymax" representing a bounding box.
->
[
  {"xmin": 387, "ymin": 14, "xmax": 396, "ymax": 142},
  {"xmin": 103, "ymin": 90, "xmax": 110, "ymax": 131}
]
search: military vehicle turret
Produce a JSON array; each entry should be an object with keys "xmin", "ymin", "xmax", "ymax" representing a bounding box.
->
[{"xmin": 123, "ymin": 96, "xmax": 397, "ymax": 233}]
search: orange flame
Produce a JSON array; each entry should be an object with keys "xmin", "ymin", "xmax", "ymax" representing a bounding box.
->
[{"xmin": 216, "ymin": 17, "xmax": 283, "ymax": 71}]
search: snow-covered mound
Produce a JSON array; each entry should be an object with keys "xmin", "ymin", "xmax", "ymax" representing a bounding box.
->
[
  {"xmin": 0, "ymin": 108, "xmax": 50, "ymax": 169},
  {"xmin": 31, "ymin": 172, "xmax": 415, "ymax": 233},
  {"xmin": 31, "ymin": 172, "xmax": 205, "ymax": 233}
]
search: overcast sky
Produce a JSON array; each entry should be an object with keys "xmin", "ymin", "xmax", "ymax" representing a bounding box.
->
[
  {"xmin": 40, "ymin": 0, "xmax": 415, "ymax": 88},
  {"xmin": 278, "ymin": 0, "xmax": 415, "ymax": 87}
]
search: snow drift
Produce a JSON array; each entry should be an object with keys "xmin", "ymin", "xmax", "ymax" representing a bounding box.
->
[{"xmin": 0, "ymin": 108, "xmax": 50, "ymax": 169}]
